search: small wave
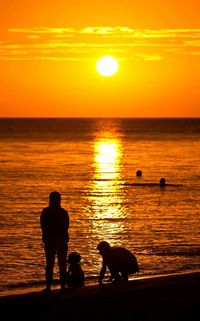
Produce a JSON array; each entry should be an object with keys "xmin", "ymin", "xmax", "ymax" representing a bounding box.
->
[
  {"xmin": 0, "ymin": 279, "xmax": 47, "ymax": 291},
  {"xmin": 155, "ymin": 249, "xmax": 200, "ymax": 257},
  {"xmin": 87, "ymin": 217, "xmax": 126, "ymax": 222},
  {"xmin": 92, "ymin": 178, "xmax": 124, "ymax": 182},
  {"xmin": 124, "ymin": 183, "xmax": 183, "ymax": 187},
  {"xmin": 0, "ymin": 275, "xmax": 100, "ymax": 293}
]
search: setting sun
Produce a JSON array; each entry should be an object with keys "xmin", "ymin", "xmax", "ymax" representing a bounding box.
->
[{"xmin": 96, "ymin": 56, "xmax": 119, "ymax": 77}]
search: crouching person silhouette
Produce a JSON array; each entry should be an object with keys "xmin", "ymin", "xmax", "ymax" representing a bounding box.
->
[
  {"xmin": 66, "ymin": 252, "xmax": 85, "ymax": 287},
  {"xmin": 97, "ymin": 241, "xmax": 139, "ymax": 284}
]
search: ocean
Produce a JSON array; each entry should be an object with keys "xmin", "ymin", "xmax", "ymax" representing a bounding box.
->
[{"xmin": 0, "ymin": 118, "xmax": 200, "ymax": 295}]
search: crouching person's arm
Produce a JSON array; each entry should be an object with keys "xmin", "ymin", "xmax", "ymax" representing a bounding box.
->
[{"xmin": 98, "ymin": 260, "xmax": 107, "ymax": 284}]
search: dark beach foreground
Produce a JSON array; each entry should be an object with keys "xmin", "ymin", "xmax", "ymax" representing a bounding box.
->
[{"xmin": 1, "ymin": 271, "xmax": 199, "ymax": 321}]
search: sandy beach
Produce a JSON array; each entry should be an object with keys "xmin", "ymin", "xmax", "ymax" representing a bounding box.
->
[{"xmin": 1, "ymin": 271, "xmax": 199, "ymax": 321}]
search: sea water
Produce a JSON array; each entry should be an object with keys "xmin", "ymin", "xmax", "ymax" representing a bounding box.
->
[{"xmin": 0, "ymin": 118, "xmax": 200, "ymax": 295}]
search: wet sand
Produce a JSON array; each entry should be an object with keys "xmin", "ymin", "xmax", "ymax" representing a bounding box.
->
[{"xmin": 1, "ymin": 271, "xmax": 199, "ymax": 321}]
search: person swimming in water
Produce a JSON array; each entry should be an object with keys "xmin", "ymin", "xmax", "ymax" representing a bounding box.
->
[{"xmin": 159, "ymin": 177, "xmax": 166, "ymax": 186}]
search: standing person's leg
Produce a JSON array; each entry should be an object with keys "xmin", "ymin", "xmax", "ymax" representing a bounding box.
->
[
  {"xmin": 44, "ymin": 242, "xmax": 56, "ymax": 290},
  {"xmin": 57, "ymin": 239, "xmax": 68, "ymax": 289}
]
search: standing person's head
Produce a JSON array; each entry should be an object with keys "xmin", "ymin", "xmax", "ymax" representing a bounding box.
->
[{"xmin": 49, "ymin": 191, "xmax": 61, "ymax": 207}]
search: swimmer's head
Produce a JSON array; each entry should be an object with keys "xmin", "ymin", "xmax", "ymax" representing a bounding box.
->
[
  {"xmin": 159, "ymin": 177, "xmax": 166, "ymax": 186},
  {"xmin": 136, "ymin": 170, "xmax": 142, "ymax": 177}
]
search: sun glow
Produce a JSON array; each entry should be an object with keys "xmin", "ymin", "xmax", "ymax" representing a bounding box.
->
[
  {"xmin": 96, "ymin": 56, "xmax": 119, "ymax": 77},
  {"xmin": 95, "ymin": 142, "xmax": 119, "ymax": 169}
]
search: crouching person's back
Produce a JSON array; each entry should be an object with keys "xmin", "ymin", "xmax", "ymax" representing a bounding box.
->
[
  {"xmin": 110, "ymin": 246, "xmax": 139, "ymax": 281},
  {"xmin": 97, "ymin": 241, "xmax": 139, "ymax": 283}
]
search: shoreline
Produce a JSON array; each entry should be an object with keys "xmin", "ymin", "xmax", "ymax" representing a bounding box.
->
[
  {"xmin": 1, "ymin": 269, "xmax": 199, "ymax": 297},
  {"xmin": 1, "ymin": 271, "xmax": 199, "ymax": 321}
]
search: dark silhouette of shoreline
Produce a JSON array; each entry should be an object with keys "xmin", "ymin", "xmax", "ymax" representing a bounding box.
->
[{"xmin": 1, "ymin": 271, "xmax": 199, "ymax": 321}]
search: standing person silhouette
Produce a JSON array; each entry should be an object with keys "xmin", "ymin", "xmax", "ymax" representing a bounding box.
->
[{"xmin": 40, "ymin": 191, "xmax": 69, "ymax": 291}]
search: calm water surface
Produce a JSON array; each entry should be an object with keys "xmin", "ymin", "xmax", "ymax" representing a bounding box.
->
[{"xmin": 0, "ymin": 118, "xmax": 200, "ymax": 294}]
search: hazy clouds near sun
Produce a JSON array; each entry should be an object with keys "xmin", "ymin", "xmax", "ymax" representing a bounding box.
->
[{"xmin": 0, "ymin": 27, "xmax": 199, "ymax": 61}]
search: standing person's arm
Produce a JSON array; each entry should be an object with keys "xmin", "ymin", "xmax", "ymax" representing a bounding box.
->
[
  {"xmin": 40, "ymin": 209, "xmax": 46, "ymax": 242},
  {"xmin": 64, "ymin": 209, "xmax": 69, "ymax": 242},
  {"xmin": 65, "ymin": 210, "xmax": 69, "ymax": 230}
]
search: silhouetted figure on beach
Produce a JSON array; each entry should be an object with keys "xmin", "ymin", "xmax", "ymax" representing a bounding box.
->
[
  {"xmin": 159, "ymin": 177, "xmax": 166, "ymax": 187},
  {"xmin": 40, "ymin": 191, "xmax": 69, "ymax": 291},
  {"xmin": 97, "ymin": 241, "xmax": 139, "ymax": 284},
  {"xmin": 66, "ymin": 252, "xmax": 85, "ymax": 287}
]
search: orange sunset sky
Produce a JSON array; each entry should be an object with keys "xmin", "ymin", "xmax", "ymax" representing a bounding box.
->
[{"xmin": 0, "ymin": 1, "xmax": 200, "ymax": 117}]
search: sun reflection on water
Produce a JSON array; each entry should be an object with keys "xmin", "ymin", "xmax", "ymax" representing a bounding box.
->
[
  {"xmin": 95, "ymin": 140, "xmax": 121, "ymax": 179},
  {"xmin": 85, "ymin": 137, "xmax": 126, "ymax": 243}
]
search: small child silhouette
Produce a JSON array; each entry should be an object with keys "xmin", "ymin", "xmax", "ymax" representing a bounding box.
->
[{"xmin": 66, "ymin": 252, "xmax": 85, "ymax": 287}]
